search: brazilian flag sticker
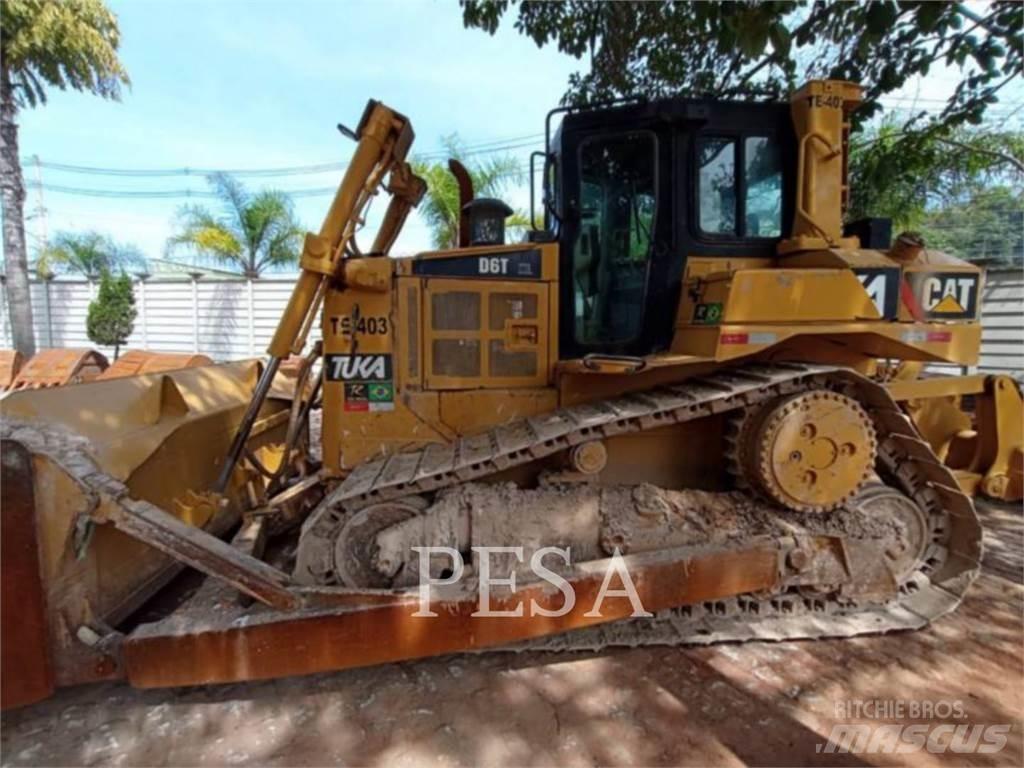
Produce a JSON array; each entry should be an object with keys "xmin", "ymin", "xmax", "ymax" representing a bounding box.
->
[
  {"xmin": 693, "ymin": 302, "xmax": 723, "ymax": 325},
  {"xmin": 368, "ymin": 381, "xmax": 394, "ymax": 403}
]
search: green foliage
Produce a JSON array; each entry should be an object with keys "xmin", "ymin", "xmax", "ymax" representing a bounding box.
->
[
  {"xmin": 168, "ymin": 173, "xmax": 304, "ymax": 277},
  {"xmin": 848, "ymin": 122, "xmax": 1023, "ymax": 263},
  {"xmin": 461, "ymin": 1, "xmax": 1022, "ymax": 131},
  {"xmin": 920, "ymin": 186, "xmax": 1023, "ymax": 265},
  {"xmin": 411, "ymin": 135, "xmax": 529, "ymax": 249},
  {"xmin": 462, "ymin": 1, "xmax": 1023, "ymax": 265},
  {"xmin": 36, "ymin": 230, "xmax": 143, "ymax": 277},
  {"xmin": 849, "ymin": 121, "xmax": 1023, "ymax": 225},
  {"xmin": 1, "ymin": 0, "xmax": 130, "ymax": 107},
  {"xmin": 86, "ymin": 270, "xmax": 136, "ymax": 359}
]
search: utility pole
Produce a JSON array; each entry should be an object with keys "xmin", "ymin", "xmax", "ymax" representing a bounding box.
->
[
  {"xmin": 33, "ymin": 155, "xmax": 47, "ymax": 250},
  {"xmin": 24, "ymin": 155, "xmax": 48, "ymax": 273}
]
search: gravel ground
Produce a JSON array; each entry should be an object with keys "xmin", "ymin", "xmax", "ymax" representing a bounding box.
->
[{"xmin": 1, "ymin": 501, "xmax": 1021, "ymax": 767}]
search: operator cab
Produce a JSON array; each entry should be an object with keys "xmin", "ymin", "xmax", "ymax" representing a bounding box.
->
[{"xmin": 541, "ymin": 97, "xmax": 797, "ymax": 359}]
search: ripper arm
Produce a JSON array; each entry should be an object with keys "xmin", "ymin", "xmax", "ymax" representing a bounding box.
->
[{"xmin": 215, "ymin": 101, "xmax": 424, "ymax": 492}]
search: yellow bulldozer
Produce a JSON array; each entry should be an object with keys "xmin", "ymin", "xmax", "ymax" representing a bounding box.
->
[{"xmin": 2, "ymin": 80, "xmax": 1021, "ymax": 709}]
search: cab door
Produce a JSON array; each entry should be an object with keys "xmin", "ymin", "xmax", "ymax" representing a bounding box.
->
[{"xmin": 558, "ymin": 125, "xmax": 674, "ymax": 359}]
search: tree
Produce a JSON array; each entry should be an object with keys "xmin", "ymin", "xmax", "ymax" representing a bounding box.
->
[
  {"xmin": 36, "ymin": 231, "xmax": 143, "ymax": 278},
  {"xmin": 412, "ymin": 135, "xmax": 530, "ymax": 249},
  {"xmin": 848, "ymin": 122, "xmax": 1022, "ymax": 264},
  {"xmin": 849, "ymin": 122, "xmax": 1023, "ymax": 227},
  {"xmin": 921, "ymin": 186, "xmax": 1023, "ymax": 265},
  {"xmin": 167, "ymin": 173, "xmax": 304, "ymax": 277},
  {"xmin": 462, "ymin": 2, "xmax": 1021, "ymax": 215},
  {"xmin": 86, "ymin": 270, "xmax": 136, "ymax": 360},
  {"xmin": 462, "ymin": 2, "xmax": 1021, "ymax": 129},
  {"xmin": 1, "ymin": 0, "xmax": 129, "ymax": 358}
]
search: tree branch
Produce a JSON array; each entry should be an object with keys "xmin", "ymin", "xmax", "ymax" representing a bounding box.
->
[{"xmin": 936, "ymin": 137, "xmax": 1024, "ymax": 173}]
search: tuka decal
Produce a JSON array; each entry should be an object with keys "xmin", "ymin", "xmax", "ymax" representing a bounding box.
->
[
  {"xmin": 326, "ymin": 354, "xmax": 396, "ymax": 412},
  {"xmin": 326, "ymin": 354, "xmax": 392, "ymax": 382}
]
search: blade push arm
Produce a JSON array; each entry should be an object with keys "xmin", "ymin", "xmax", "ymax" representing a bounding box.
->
[{"xmin": 215, "ymin": 101, "xmax": 424, "ymax": 493}]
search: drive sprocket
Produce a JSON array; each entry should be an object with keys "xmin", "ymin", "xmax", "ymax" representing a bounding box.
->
[{"xmin": 743, "ymin": 389, "xmax": 876, "ymax": 513}]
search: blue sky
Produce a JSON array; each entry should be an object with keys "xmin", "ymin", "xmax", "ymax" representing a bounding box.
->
[
  {"xmin": 19, "ymin": 0, "xmax": 581, "ymax": 262},
  {"xmin": 17, "ymin": 0, "xmax": 1023, "ymax": 269}
]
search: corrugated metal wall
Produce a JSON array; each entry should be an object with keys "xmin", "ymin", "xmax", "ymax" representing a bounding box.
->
[
  {"xmin": 1, "ymin": 269, "xmax": 1020, "ymax": 371},
  {"xmin": 977, "ymin": 268, "xmax": 1024, "ymax": 376}
]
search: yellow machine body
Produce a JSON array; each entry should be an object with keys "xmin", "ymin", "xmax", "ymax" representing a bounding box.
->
[
  {"xmin": 317, "ymin": 244, "xmax": 1015, "ymax": 500},
  {"xmin": 309, "ymin": 80, "xmax": 1018, "ymax": 502}
]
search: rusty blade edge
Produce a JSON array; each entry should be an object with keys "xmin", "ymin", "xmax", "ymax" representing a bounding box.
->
[{"xmin": 123, "ymin": 544, "xmax": 781, "ymax": 688}]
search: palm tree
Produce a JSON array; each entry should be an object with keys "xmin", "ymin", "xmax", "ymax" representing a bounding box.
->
[
  {"xmin": 36, "ymin": 231, "xmax": 142, "ymax": 278},
  {"xmin": 1, "ymin": 0, "xmax": 129, "ymax": 358},
  {"xmin": 412, "ymin": 135, "xmax": 531, "ymax": 249},
  {"xmin": 167, "ymin": 173, "xmax": 304, "ymax": 278}
]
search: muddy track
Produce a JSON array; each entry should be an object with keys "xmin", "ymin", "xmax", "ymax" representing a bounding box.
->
[
  {"xmin": 0, "ymin": 361, "xmax": 984, "ymax": 653},
  {"xmin": 296, "ymin": 361, "xmax": 983, "ymax": 647}
]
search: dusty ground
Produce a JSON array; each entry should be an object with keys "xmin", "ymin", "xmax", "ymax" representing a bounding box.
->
[{"xmin": 2, "ymin": 501, "xmax": 1021, "ymax": 767}]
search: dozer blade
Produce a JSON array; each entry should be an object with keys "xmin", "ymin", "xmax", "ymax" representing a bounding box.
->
[
  {"xmin": 0, "ymin": 360, "xmax": 292, "ymax": 702},
  {"xmin": 0, "ymin": 349, "xmax": 24, "ymax": 391},
  {"xmin": 95, "ymin": 349, "xmax": 214, "ymax": 380},
  {"xmin": 1, "ymin": 441, "xmax": 53, "ymax": 710},
  {"xmin": 0, "ymin": 362, "xmax": 983, "ymax": 698},
  {"xmin": 6, "ymin": 347, "xmax": 108, "ymax": 390}
]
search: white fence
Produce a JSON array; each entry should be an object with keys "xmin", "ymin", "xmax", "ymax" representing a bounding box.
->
[
  {"xmin": 0, "ymin": 269, "xmax": 1021, "ymax": 373},
  {"xmin": 0, "ymin": 275, "xmax": 319, "ymax": 362}
]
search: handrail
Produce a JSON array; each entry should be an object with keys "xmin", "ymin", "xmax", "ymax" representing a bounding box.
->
[{"xmin": 794, "ymin": 130, "xmax": 840, "ymax": 244}]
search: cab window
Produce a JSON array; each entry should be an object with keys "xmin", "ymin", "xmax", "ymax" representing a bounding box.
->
[
  {"xmin": 697, "ymin": 135, "xmax": 782, "ymax": 239},
  {"xmin": 573, "ymin": 132, "xmax": 657, "ymax": 345},
  {"xmin": 744, "ymin": 137, "xmax": 782, "ymax": 237},
  {"xmin": 698, "ymin": 138, "xmax": 737, "ymax": 235}
]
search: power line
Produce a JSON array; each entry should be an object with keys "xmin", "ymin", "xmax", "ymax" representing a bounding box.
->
[
  {"xmin": 25, "ymin": 182, "xmax": 350, "ymax": 199},
  {"xmin": 876, "ymin": 102, "xmax": 1023, "ymax": 119},
  {"xmin": 24, "ymin": 157, "xmax": 535, "ymax": 200},
  {"xmin": 880, "ymin": 95, "xmax": 1024, "ymax": 108},
  {"xmin": 22, "ymin": 98, "xmax": 1022, "ymax": 180},
  {"xmin": 21, "ymin": 134, "xmax": 544, "ymax": 179}
]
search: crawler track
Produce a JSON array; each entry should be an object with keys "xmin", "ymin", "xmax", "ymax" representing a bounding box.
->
[
  {"xmin": 0, "ymin": 361, "xmax": 984, "ymax": 653},
  {"xmin": 296, "ymin": 362, "xmax": 983, "ymax": 647}
]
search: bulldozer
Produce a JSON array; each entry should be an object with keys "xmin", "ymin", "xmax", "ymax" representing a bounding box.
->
[{"xmin": 3, "ymin": 79, "xmax": 1021, "ymax": 709}]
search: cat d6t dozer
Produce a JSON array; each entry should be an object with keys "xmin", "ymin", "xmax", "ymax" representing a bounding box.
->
[{"xmin": 4, "ymin": 80, "xmax": 1018, "ymax": 709}]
